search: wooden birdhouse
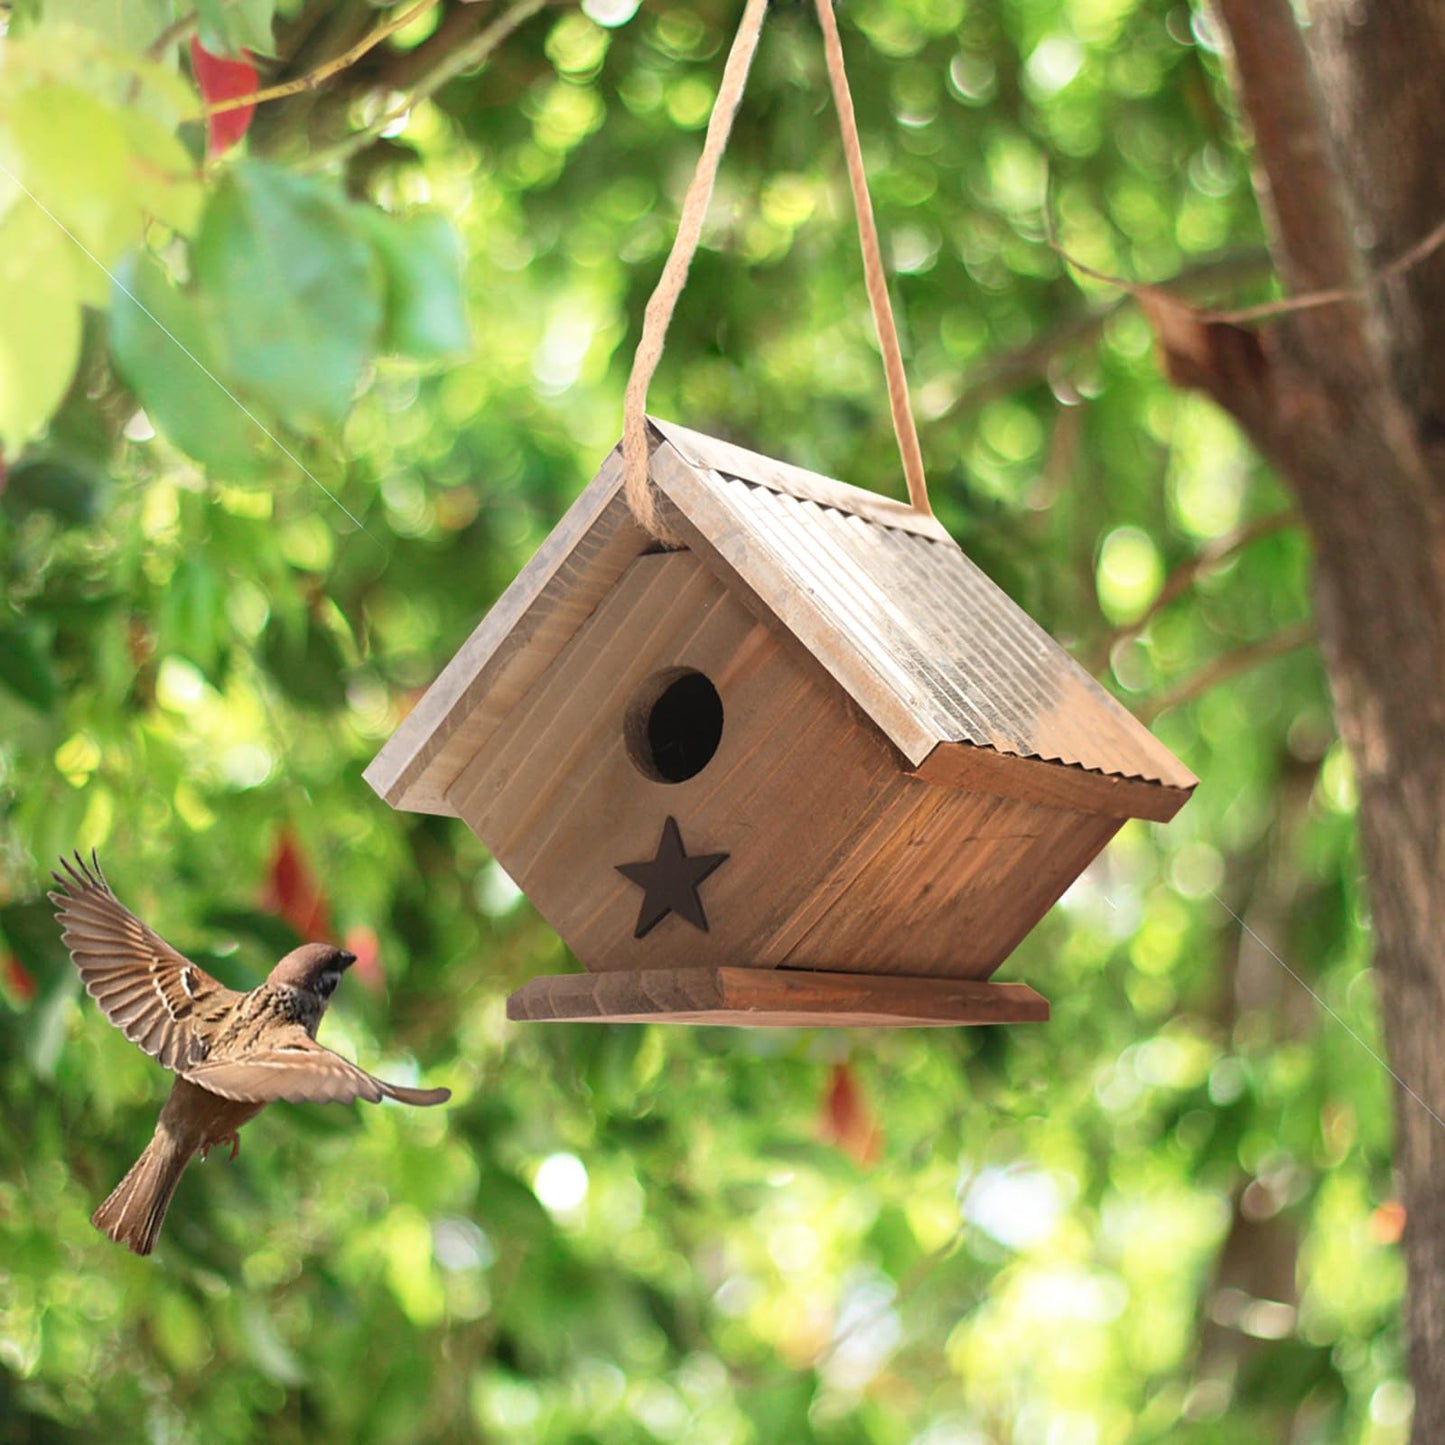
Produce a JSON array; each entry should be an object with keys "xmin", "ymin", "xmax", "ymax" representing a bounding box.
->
[{"xmin": 365, "ymin": 419, "xmax": 1195, "ymax": 1027}]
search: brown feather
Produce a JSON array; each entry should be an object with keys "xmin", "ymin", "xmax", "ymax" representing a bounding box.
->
[
  {"xmin": 49, "ymin": 853, "xmax": 239, "ymax": 1073},
  {"xmin": 91, "ymin": 1133, "xmax": 189, "ymax": 1257},
  {"xmin": 92, "ymin": 1077, "xmax": 265, "ymax": 1256},
  {"xmin": 184, "ymin": 1027, "xmax": 450, "ymax": 1106}
]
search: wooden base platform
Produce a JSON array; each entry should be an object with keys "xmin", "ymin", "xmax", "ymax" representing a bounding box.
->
[{"xmin": 506, "ymin": 966, "xmax": 1049, "ymax": 1028}]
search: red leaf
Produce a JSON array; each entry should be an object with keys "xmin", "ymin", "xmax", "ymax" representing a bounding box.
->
[
  {"xmin": 3, "ymin": 953, "xmax": 36, "ymax": 1005},
  {"xmin": 817, "ymin": 1062, "xmax": 882, "ymax": 1167},
  {"xmin": 261, "ymin": 827, "xmax": 333, "ymax": 941},
  {"xmin": 344, "ymin": 924, "xmax": 386, "ymax": 996},
  {"xmin": 190, "ymin": 38, "xmax": 258, "ymax": 158}
]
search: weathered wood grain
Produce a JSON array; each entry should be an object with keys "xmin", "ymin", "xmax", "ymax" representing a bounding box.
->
[
  {"xmin": 364, "ymin": 449, "xmax": 650, "ymax": 815},
  {"xmin": 506, "ymin": 965, "xmax": 1050, "ymax": 1027},
  {"xmin": 446, "ymin": 549, "xmax": 909, "ymax": 974},
  {"xmin": 780, "ymin": 791, "xmax": 1120, "ymax": 978},
  {"xmin": 647, "ymin": 438, "xmax": 944, "ymax": 767}
]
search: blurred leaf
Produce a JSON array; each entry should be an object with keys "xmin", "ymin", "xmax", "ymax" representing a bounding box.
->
[
  {"xmin": 817, "ymin": 1061, "xmax": 883, "ymax": 1167},
  {"xmin": 358, "ymin": 209, "xmax": 472, "ymax": 363},
  {"xmin": 6, "ymin": 84, "xmax": 135, "ymax": 271},
  {"xmin": 116, "ymin": 109, "xmax": 204, "ymax": 236},
  {"xmin": 108, "ymin": 250, "xmax": 264, "ymax": 476},
  {"xmin": 35, "ymin": 0, "xmax": 171, "ymax": 51},
  {"xmin": 193, "ymin": 163, "xmax": 383, "ymax": 429},
  {"xmin": 196, "ymin": 0, "xmax": 277, "ymax": 58},
  {"xmin": 27, "ymin": 975, "xmax": 78, "ymax": 1081},
  {"xmin": 739, "ymin": 1376, "xmax": 817, "ymax": 1445},
  {"xmin": 475, "ymin": 1167, "xmax": 554, "ymax": 1240},
  {"xmin": 260, "ymin": 613, "xmax": 348, "ymax": 710},
  {"xmin": 152, "ymin": 1289, "xmax": 211, "ymax": 1374},
  {"xmin": 2, "ymin": 954, "xmax": 38, "ymax": 1006},
  {"xmin": 157, "ymin": 554, "xmax": 226, "ymax": 681},
  {"xmin": 259, "ymin": 828, "xmax": 333, "ymax": 939},
  {"xmin": 240, "ymin": 1298, "xmax": 305, "ymax": 1386},
  {"xmin": 1, "ymin": 456, "xmax": 105, "ymax": 527},
  {"xmin": 0, "ymin": 618, "xmax": 58, "ymax": 710},
  {"xmin": 0, "ymin": 900, "xmax": 70, "ymax": 986},
  {"xmin": 0, "ymin": 202, "xmax": 82, "ymax": 451}
]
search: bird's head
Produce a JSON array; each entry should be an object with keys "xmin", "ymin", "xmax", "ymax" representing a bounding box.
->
[{"xmin": 268, "ymin": 942, "xmax": 357, "ymax": 1007}]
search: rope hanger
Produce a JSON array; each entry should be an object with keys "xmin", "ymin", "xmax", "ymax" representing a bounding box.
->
[{"xmin": 621, "ymin": 0, "xmax": 933, "ymax": 543}]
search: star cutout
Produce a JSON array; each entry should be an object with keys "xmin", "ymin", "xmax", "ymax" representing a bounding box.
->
[{"xmin": 616, "ymin": 816, "xmax": 729, "ymax": 939}]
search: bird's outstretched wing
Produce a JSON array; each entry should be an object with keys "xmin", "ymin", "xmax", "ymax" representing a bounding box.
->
[
  {"xmin": 181, "ymin": 1026, "xmax": 451, "ymax": 1107},
  {"xmin": 48, "ymin": 852, "xmax": 241, "ymax": 1073}
]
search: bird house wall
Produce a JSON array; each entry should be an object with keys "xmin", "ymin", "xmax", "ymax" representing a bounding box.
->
[
  {"xmin": 445, "ymin": 549, "xmax": 1120, "ymax": 980},
  {"xmin": 763, "ymin": 786, "xmax": 1121, "ymax": 977}
]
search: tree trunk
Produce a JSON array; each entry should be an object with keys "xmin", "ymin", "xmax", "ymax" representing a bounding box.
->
[{"xmin": 1172, "ymin": 2, "xmax": 1445, "ymax": 1431}]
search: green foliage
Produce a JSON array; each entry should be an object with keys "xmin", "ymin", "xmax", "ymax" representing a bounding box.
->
[
  {"xmin": 195, "ymin": 0, "xmax": 278, "ymax": 59},
  {"xmin": 110, "ymin": 251, "xmax": 267, "ymax": 476},
  {"xmin": 195, "ymin": 163, "xmax": 383, "ymax": 428},
  {"xmin": 0, "ymin": 1, "xmax": 1409, "ymax": 1443}
]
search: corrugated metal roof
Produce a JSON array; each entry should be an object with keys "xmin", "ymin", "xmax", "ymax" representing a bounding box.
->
[{"xmin": 652, "ymin": 419, "xmax": 1194, "ymax": 790}]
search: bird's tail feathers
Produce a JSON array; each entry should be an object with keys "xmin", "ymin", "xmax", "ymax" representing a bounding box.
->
[
  {"xmin": 92, "ymin": 1132, "xmax": 190, "ymax": 1257},
  {"xmin": 379, "ymin": 1080, "xmax": 451, "ymax": 1107}
]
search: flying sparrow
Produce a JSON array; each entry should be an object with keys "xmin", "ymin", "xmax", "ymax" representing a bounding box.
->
[{"xmin": 49, "ymin": 852, "xmax": 450, "ymax": 1257}]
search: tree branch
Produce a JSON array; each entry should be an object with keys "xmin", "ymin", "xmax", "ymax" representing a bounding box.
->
[
  {"xmin": 1212, "ymin": 0, "xmax": 1364, "ymax": 306},
  {"xmin": 1140, "ymin": 619, "xmax": 1316, "ymax": 721},
  {"xmin": 949, "ymin": 249, "xmax": 1271, "ymax": 416},
  {"xmin": 1207, "ymin": 0, "xmax": 1434, "ymax": 506},
  {"xmin": 299, "ymin": 0, "xmax": 550, "ymax": 172},
  {"xmin": 1090, "ymin": 508, "xmax": 1300, "ymax": 673},
  {"xmin": 194, "ymin": 0, "xmax": 441, "ymax": 118},
  {"xmin": 147, "ymin": 10, "xmax": 199, "ymax": 61}
]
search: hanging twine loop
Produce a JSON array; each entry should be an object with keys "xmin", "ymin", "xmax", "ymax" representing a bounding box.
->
[
  {"xmin": 621, "ymin": 0, "xmax": 933, "ymax": 542},
  {"xmin": 811, "ymin": 0, "xmax": 931, "ymax": 518},
  {"xmin": 621, "ymin": 0, "xmax": 770, "ymax": 546}
]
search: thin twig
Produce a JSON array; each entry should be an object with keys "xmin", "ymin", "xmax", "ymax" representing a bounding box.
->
[
  {"xmin": 1140, "ymin": 619, "xmax": 1316, "ymax": 720},
  {"xmin": 147, "ymin": 9, "xmax": 200, "ymax": 61},
  {"xmin": 299, "ymin": 0, "xmax": 551, "ymax": 172},
  {"xmin": 1198, "ymin": 285, "xmax": 1360, "ymax": 325},
  {"xmin": 1046, "ymin": 201, "xmax": 1445, "ymax": 329},
  {"xmin": 1203, "ymin": 214, "xmax": 1445, "ymax": 323},
  {"xmin": 812, "ymin": 1221, "xmax": 971, "ymax": 1371},
  {"xmin": 946, "ymin": 251, "xmax": 1271, "ymax": 416},
  {"xmin": 1093, "ymin": 509, "xmax": 1299, "ymax": 671},
  {"xmin": 194, "ymin": 0, "xmax": 441, "ymax": 118}
]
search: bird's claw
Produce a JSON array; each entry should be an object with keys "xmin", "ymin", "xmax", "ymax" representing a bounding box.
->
[{"xmin": 199, "ymin": 1133, "xmax": 242, "ymax": 1163}]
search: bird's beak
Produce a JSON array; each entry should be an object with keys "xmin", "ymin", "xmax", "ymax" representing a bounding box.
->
[{"xmin": 338, "ymin": 950, "xmax": 357, "ymax": 969}]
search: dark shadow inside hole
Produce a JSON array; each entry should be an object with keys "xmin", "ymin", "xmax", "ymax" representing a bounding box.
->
[{"xmin": 643, "ymin": 672, "xmax": 724, "ymax": 783}]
